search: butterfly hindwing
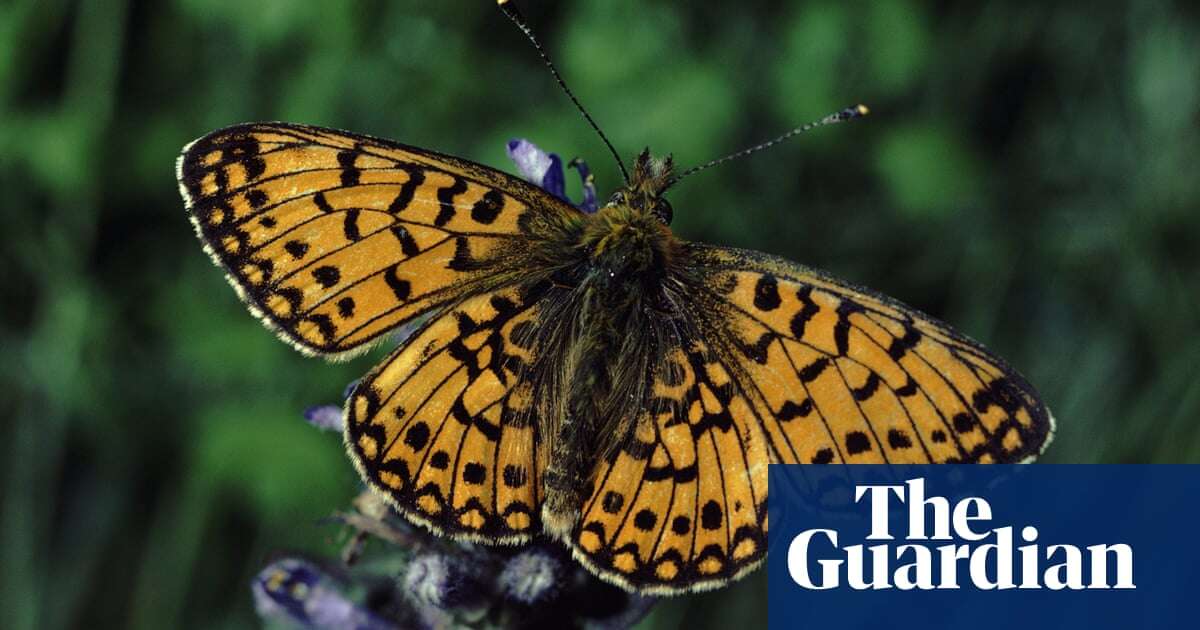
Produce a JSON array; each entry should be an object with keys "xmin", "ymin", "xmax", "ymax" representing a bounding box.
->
[
  {"xmin": 345, "ymin": 280, "xmax": 558, "ymax": 543},
  {"xmin": 570, "ymin": 324, "xmax": 771, "ymax": 594},
  {"xmin": 690, "ymin": 243, "xmax": 1054, "ymax": 466},
  {"xmin": 177, "ymin": 122, "xmax": 578, "ymax": 358}
]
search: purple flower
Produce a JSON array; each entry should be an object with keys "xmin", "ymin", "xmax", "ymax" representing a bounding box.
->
[
  {"xmin": 507, "ymin": 139, "xmax": 598, "ymax": 212},
  {"xmin": 497, "ymin": 546, "xmax": 563, "ymax": 605},
  {"xmin": 302, "ymin": 405, "xmax": 343, "ymax": 432},
  {"xmin": 252, "ymin": 558, "xmax": 394, "ymax": 630},
  {"xmin": 301, "ymin": 379, "xmax": 360, "ymax": 432},
  {"xmin": 403, "ymin": 552, "xmax": 486, "ymax": 611}
]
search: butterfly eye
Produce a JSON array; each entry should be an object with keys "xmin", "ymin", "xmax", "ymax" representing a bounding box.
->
[
  {"xmin": 607, "ymin": 191, "xmax": 627, "ymax": 206},
  {"xmin": 652, "ymin": 199, "xmax": 674, "ymax": 225}
]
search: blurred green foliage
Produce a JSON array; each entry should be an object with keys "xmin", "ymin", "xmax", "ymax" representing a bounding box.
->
[{"xmin": 2, "ymin": 1, "xmax": 1198, "ymax": 628}]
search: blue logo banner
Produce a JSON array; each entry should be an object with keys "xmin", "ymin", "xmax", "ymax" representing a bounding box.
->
[{"xmin": 767, "ymin": 465, "xmax": 1198, "ymax": 629}]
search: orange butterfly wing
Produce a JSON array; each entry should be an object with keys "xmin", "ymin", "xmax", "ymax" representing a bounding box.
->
[
  {"xmin": 343, "ymin": 280, "xmax": 563, "ymax": 543},
  {"xmin": 571, "ymin": 329, "xmax": 771, "ymax": 594},
  {"xmin": 568, "ymin": 243, "xmax": 1054, "ymax": 594},
  {"xmin": 176, "ymin": 122, "xmax": 578, "ymax": 358},
  {"xmin": 694, "ymin": 244, "xmax": 1054, "ymax": 466}
]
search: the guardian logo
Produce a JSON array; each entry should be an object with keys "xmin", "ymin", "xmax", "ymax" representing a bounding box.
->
[{"xmin": 787, "ymin": 478, "xmax": 1135, "ymax": 591}]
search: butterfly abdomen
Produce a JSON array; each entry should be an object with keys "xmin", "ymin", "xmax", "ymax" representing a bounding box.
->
[{"xmin": 540, "ymin": 203, "xmax": 680, "ymax": 538}]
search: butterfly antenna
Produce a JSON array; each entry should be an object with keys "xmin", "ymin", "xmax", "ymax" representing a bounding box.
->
[
  {"xmin": 663, "ymin": 104, "xmax": 870, "ymax": 192},
  {"xmin": 498, "ymin": 0, "xmax": 630, "ymax": 184}
]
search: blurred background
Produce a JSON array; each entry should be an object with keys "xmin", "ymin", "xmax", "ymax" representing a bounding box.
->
[{"xmin": 2, "ymin": 0, "xmax": 1197, "ymax": 628}]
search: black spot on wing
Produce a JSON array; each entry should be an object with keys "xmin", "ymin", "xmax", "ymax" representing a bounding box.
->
[
  {"xmin": 834, "ymin": 300, "xmax": 864, "ymax": 356},
  {"xmin": 888, "ymin": 327, "xmax": 921, "ymax": 360},
  {"xmin": 246, "ymin": 188, "xmax": 268, "ymax": 208},
  {"xmin": 798, "ymin": 357, "xmax": 829, "ymax": 383},
  {"xmin": 342, "ymin": 208, "xmax": 361, "ymax": 241},
  {"xmin": 472, "ymin": 414, "xmax": 502, "ymax": 442},
  {"xmin": 633, "ymin": 509, "xmax": 657, "ymax": 532},
  {"xmin": 390, "ymin": 226, "xmax": 421, "ymax": 258},
  {"xmin": 243, "ymin": 149, "xmax": 266, "ymax": 181},
  {"xmin": 953, "ymin": 412, "xmax": 976, "ymax": 434},
  {"xmin": 790, "ymin": 286, "xmax": 820, "ymax": 339},
  {"xmin": 738, "ymin": 332, "xmax": 773, "ymax": 365},
  {"xmin": 752, "ymin": 274, "xmax": 781, "ymax": 311},
  {"xmin": 851, "ymin": 373, "xmax": 881, "ymax": 401},
  {"xmin": 700, "ymin": 500, "xmax": 723, "ymax": 530},
  {"xmin": 973, "ymin": 377, "xmax": 1023, "ymax": 415},
  {"xmin": 777, "ymin": 398, "xmax": 813, "ymax": 421},
  {"xmin": 404, "ymin": 422, "xmax": 430, "ymax": 450},
  {"xmin": 644, "ymin": 462, "xmax": 698, "ymax": 483},
  {"xmin": 312, "ymin": 265, "xmax": 340, "ymax": 288},
  {"xmin": 338, "ymin": 148, "xmax": 360, "ymax": 186},
  {"xmin": 462, "ymin": 462, "xmax": 487, "ymax": 485},
  {"xmin": 272, "ymin": 287, "xmax": 303, "ymax": 323},
  {"xmin": 388, "ymin": 168, "xmax": 425, "ymax": 214},
  {"xmin": 845, "ymin": 431, "xmax": 872, "ymax": 455},
  {"xmin": 434, "ymin": 176, "xmax": 468, "ymax": 227},
  {"xmin": 604, "ymin": 489, "xmax": 624, "ymax": 513},
  {"xmin": 284, "ymin": 240, "xmax": 308, "ymax": 259},
  {"xmin": 384, "ymin": 263, "xmax": 411, "ymax": 301},
  {"xmin": 470, "ymin": 189, "xmax": 504, "ymax": 224},
  {"xmin": 313, "ymin": 191, "xmax": 334, "ymax": 214},
  {"xmin": 887, "ymin": 429, "xmax": 914, "ymax": 449},
  {"xmin": 306, "ymin": 313, "xmax": 336, "ymax": 343}
]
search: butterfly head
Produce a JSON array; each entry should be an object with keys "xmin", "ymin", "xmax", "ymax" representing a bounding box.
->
[
  {"xmin": 606, "ymin": 148, "xmax": 675, "ymax": 225},
  {"xmin": 584, "ymin": 150, "xmax": 678, "ymax": 279}
]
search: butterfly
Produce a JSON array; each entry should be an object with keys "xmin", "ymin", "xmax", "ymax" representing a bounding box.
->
[
  {"xmin": 176, "ymin": 118, "xmax": 1053, "ymax": 594},
  {"xmin": 177, "ymin": 2, "xmax": 1051, "ymax": 599}
]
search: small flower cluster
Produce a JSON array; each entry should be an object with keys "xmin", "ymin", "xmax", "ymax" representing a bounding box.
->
[
  {"xmin": 254, "ymin": 142, "xmax": 658, "ymax": 629},
  {"xmin": 254, "ymin": 490, "xmax": 656, "ymax": 629}
]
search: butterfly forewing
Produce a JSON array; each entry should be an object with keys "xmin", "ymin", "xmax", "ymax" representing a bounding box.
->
[
  {"xmin": 176, "ymin": 122, "xmax": 578, "ymax": 357},
  {"xmin": 689, "ymin": 244, "xmax": 1053, "ymax": 467}
]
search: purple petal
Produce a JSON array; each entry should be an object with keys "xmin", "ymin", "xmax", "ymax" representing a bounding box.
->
[
  {"xmin": 303, "ymin": 405, "xmax": 343, "ymax": 432},
  {"xmin": 541, "ymin": 153, "xmax": 566, "ymax": 199},
  {"xmin": 506, "ymin": 139, "xmax": 556, "ymax": 186},
  {"xmin": 507, "ymin": 138, "xmax": 567, "ymax": 200}
]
